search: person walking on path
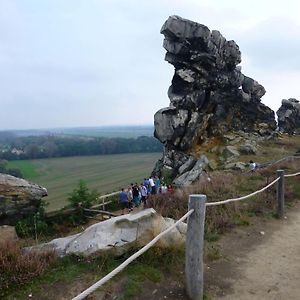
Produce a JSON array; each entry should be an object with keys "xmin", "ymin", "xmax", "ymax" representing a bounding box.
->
[
  {"xmin": 144, "ymin": 178, "xmax": 151, "ymax": 195},
  {"xmin": 119, "ymin": 188, "xmax": 129, "ymax": 214},
  {"xmin": 161, "ymin": 183, "xmax": 168, "ymax": 194},
  {"xmin": 132, "ymin": 183, "xmax": 140, "ymax": 207},
  {"xmin": 127, "ymin": 185, "xmax": 133, "ymax": 212},
  {"xmin": 140, "ymin": 183, "xmax": 148, "ymax": 208},
  {"xmin": 149, "ymin": 176, "xmax": 156, "ymax": 195},
  {"xmin": 155, "ymin": 176, "xmax": 161, "ymax": 194}
]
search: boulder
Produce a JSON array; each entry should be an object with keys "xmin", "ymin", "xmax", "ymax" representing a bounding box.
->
[
  {"xmin": 0, "ymin": 173, "xmax": 47, "ymax": 225},
  {"xmin": 277, "ymin": 98, "xmax": 300, "ymax": 134},
  {"xmin": 173, "ymin": 155, "xmax": 209, "ymax": 186},
  {"xmin": 221, "ymin": 146, "xmax": 240, "ymax": 162},
  {"xmin": 239, "ymin": 144, "xmax": 257, "ymax": 155},
  {"xmin": 224, "ymin": 162, "xmax": 247, "ymax": 170},
  {"xmin": 153, "ymin": 16, "xmax": 276, "ymax": 184},
  {"xmin": 29, "ymin": 209, "xmax": 187, "ymax": 257}
]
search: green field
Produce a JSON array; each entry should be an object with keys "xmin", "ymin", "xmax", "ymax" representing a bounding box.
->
[{"xmin": 7, "ymin": 153, "xmax": 161, "ymax": 212}]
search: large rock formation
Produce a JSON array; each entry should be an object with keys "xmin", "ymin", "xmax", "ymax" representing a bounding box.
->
[
  {"xmin": 153, "ymin": 16, "xmax": 276, "ymax": 183},
  {"xmin": 277, "ymin": 98, "xmax": 300, "ymax": 134},
  {"xmin": 29, "ymin": 209, "xmax": 187, "ymax": 257},
  {"xmin": 0, "ymin": 173, "xmax": 47, "ymax": 225}
]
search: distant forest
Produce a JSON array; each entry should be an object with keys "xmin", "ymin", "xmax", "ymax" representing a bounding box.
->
[{"xmin": 0, "ymin": 133, "xmax": 163, "ymax": 160}]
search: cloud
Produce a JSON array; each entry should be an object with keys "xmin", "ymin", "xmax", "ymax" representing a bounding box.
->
[
  {"xmin": 0, "ymin": 0, "xmax": 299, "ymax": 129},
  {"xmin": 237, "ymin": 17, "xmax": 300, "ymax": 70}
]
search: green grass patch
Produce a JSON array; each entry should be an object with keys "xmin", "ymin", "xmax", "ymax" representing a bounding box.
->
[
  {"xmin": 205, "ymin": 229, "xmax": 221, "ymax": 242},
  {"xmin": 6, "ymin": 160, "xmax": 38, "ymax": 179}
]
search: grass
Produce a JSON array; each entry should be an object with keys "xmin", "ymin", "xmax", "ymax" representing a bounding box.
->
[
  {"xmin": 205, "ymin": 245, "xmax": 222, "ymax": 261},
  {"xmin": 1, "ymin": 246, "xmax": 183, "ymax": 300},
  {"xmin": 6, "ymin": 160, "xmax": 38, "ymax": 179},
  {"xmin": 239, "ymin": 134, "xmax": 300, "ymax": 164},
  {"xmin": 7, "ymin": 153, "xmax": 161, "ymax": 212}
]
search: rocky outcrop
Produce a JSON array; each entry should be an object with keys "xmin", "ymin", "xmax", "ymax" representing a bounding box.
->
[
  {"xmin": 153, "ymin": 16, "xmax": 276, "ymax": 183},
  {"xmin": 29, "ymin": 209, "xmax": 187, "ymax": 257},
  {"xmin": 0, "ymin": 173, "xmax": 47, "ymax": 225},
  {"xmin": 277, "ymin": 98, "xmax": 300, "ymax": 134}
]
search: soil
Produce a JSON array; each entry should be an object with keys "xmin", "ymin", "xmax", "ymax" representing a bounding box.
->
[{"xmin": 14, "ymin": 200, "xmax": 300, "ymax": 300}]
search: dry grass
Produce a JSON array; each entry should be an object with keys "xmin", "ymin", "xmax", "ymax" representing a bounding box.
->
[
  {"xmin": 0, "ymin": 240, "xmax": 57, "ymax": 290},
  {"xmin": 148, "ymin": 158, "xmax": 300, "ymax": 237}
]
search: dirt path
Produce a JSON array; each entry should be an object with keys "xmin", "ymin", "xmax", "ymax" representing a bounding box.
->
[{"xmin": 207, "ymin": 200, "xmax": 300, "ymax": 300}]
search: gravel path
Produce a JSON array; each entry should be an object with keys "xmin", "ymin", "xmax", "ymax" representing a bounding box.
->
[{"xmin": 210, "ymin": 201, "xmax": 300, "ymax": 300}]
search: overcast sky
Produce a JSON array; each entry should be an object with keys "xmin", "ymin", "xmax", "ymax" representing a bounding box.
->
[{"xmin": 1, "ymin": 0, "xmax": 300, "ymax": 130}]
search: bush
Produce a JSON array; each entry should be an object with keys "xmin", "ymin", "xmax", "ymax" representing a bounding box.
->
[
  {"xmin": 15, "ymin": 214, "xmax": 50, "ymax": 238},
  {"xmin": 67, "ymin": 180, "xmax": 99, "ymax": 224}
]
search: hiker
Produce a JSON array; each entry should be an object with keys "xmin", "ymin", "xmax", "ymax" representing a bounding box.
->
[
  {"xmin": 161, "ymin": 183, "xmax": 168, "ymax": 194},
  {"xmin": 144, "ymin": 177, "xmax": 151, "ymax": 195},
  {"xmin": 155, "ymin": 176, "xmax": 161, "ymax": 194},
  {"xmin": 249, "ymin": 160, "xmax": 257, "ymax": 172},
  {"xmin": 119, "ymin": 188, "xmax": 129, "ymax": 214},
  {"xmin": 132, "ymin": 183, "xmax": 140, "ymax": 207},
  {"xmin": 167, "ymin": 185, "xmax": 175, "ymax": 193},
  {"xmin": 140, "ymin": 183, "xmax": 148, "ymax": 208},
  {"xmin": 149, "ymin": 176, "xmax": 156, "ymax": 195},
  {"xmin": 127, "ymin": 185, "xmax": 133, "ymax": 211}
]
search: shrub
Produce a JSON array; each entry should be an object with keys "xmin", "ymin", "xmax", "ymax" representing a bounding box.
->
[
  {"xmin": 15, "ymin": 200, "xmax": 51, "ymax": 239},
  {"xmin": 15, "ymin": 214, "xmax": 49, "ymax": 238},
  {"xmin": 67, "ymin": 180, "xmax": 99, "ymax": 224}
]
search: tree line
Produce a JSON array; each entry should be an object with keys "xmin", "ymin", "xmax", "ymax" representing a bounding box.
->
[{"xmin": 0, "ymin": 135, "xmax": 163, "ymax": 160}]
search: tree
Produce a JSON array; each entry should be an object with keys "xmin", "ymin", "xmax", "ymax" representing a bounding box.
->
[{"xmin": 67, "ymin": 180, "xmax": 99, "ymax": 224}]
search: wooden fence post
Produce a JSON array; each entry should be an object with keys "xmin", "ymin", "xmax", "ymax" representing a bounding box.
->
[
  {"xmin": 276, "ymin": 170, "xmax": 285, "ymax": 219},
  {"xmin": 186, "ymin": 194, "xmax": 207, "ymax": 300}
]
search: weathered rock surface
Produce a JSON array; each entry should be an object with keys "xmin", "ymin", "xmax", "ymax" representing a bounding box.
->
[
  {"xmin": 0, "ymin": 173, "xmax": 47, "ymax": 225},
  {"xmin": 277, "ymin": 98, "xmax": 300, "ymax": 134},
  {"xmin": 153, "ymin": 16, "xmax": 276, "ymax": 183},
  {"xmin": 29, "ymin": 209, "xmax": 187, "ymax": 257},
  {"xmin": 173, "ymin": 155, "xmax": 209, "ymax": 186}
]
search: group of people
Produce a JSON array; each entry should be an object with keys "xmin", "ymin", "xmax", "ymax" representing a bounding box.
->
[{"xmin": 118, "ymin": 176, "xmax": 175, "ymax": 214}]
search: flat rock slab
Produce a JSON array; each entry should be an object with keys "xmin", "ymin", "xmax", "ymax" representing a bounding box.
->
[{"xmin": 31, "ymin": 208, "xmax": 187, "ymax": 257}]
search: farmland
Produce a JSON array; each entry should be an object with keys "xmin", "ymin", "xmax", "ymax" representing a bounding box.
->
[{"xmin": 7, "ymin": 153, "xmax": 161, "ymax": 212}]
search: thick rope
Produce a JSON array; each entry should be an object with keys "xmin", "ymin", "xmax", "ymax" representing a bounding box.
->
[
  {"xmin": 71, "ymin": 209, "xmax": 194, "ymax": 300},
  {"xmin": 206, "ymin": 177, "xmax": 280, "ymax": 207},
  {"xmin": 284, "ymin": 171, "xmax": 300, "ymax": 178}
]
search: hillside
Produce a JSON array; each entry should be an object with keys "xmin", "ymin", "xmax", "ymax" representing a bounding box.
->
[{"xmin": 1, "ymin": 134, "xmax": 299, "ymax": 300}]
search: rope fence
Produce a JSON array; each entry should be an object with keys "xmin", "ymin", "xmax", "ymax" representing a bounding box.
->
[
  {"xmin": 284, "ymin": 171, "xmax": 300, "ymax": 178},
  {"xmin": 72, "ymin": 167, "xmax": 299, "ymax": 300},
  {"xmin": 72, "ymin": 209, "xmax": 194, "ymax": 300},
  {"xmin": 206, "ymin": 177, "xmax": 280, "ymax": 207}
]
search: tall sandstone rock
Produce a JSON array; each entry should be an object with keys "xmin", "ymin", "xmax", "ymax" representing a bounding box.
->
[{"xmin": 153, "ymin": 16, "xmax": 276, "ymax": 184}]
